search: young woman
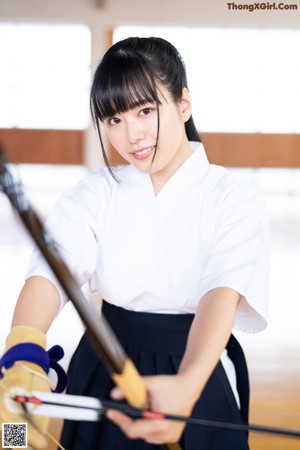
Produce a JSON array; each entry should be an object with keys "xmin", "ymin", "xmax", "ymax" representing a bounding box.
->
[{"xmin": 1, "ymin": 37, "xmax": 269, "ymax": 449}]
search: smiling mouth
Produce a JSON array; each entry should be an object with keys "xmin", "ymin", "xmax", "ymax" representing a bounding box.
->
[{"xmin": 130, "ymin": 146, "xmax": 156, "ymax": 160}]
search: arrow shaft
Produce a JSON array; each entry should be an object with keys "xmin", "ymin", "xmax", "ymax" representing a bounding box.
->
[{"xmin": 15, "ymin": 393, "xmax": 300, "ymax": 440}]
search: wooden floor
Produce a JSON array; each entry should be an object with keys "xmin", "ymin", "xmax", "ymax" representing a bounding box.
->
[
  {"xmin": 1, "ymin": 165, "xmax": 300, "ymax": 449},
  {"xmin": 248, "ymin": 355, "xmax": 300, "ymax": 450}
]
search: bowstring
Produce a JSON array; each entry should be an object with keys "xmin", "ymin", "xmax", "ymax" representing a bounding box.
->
[{"xmin": 46, "ymin": 430, "xmax": 66, "ymax": 450}]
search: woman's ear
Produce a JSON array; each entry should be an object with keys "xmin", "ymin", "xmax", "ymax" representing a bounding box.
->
[{"xmin": 180, "ymin": 87, "xmax": 192, "ymax": 123}]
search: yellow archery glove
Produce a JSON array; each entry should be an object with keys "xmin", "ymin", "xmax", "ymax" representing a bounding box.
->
[{"xmin": 0, "ymin": 326, "xmax": 67, "ymax": 449}]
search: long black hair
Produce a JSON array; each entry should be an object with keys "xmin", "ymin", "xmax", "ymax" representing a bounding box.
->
[{"xmin": 90, "ymin": 37, "xmax": 200, "ymax": 175}]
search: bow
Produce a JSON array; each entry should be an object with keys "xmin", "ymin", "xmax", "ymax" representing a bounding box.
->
[
  {"xmin": 13, "ymin": 391, "xmax": 300, "ymax": 440},
  {"xmin": 0, "ymin": 146, "xmax": 180, "ymax": 450}
]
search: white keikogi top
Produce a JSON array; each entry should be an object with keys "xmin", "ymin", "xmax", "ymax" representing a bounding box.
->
[{"xmin": 26, "ymin": 142, "xmax": 270, "ymax": 334}]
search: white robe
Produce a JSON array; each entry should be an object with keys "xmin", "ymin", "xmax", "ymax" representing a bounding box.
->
[{"xmin": 27, "ymin": 142, "xmax": 269, "ymax": 333}]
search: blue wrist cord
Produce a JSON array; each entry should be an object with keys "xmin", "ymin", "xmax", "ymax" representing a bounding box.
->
[{"xmin": 0, "ymin": 343, "xmax": 67, "ymax": 393}]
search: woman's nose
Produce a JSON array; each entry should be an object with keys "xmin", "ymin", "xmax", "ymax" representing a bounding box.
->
[{"xmin": 126, "ymin": 121, "xmax": 146, "ymax": 143}]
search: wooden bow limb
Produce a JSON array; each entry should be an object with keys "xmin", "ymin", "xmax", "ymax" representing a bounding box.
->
[
  {"xmin": 0, "ymin": 147, "xmax": 180, "ymax": 450},
  {"xmin": 14, "ymin": 391, "xmax": 300, "ymax": 440}
]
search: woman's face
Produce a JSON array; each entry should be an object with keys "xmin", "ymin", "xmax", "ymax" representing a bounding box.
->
[{"xmin": 103, "ymin": 85, "xmax": 193, "ymax": 187}]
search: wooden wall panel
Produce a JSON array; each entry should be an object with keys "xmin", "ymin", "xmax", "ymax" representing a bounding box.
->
[
  {"xmin": 0, "ymin": 129, "xmax": 84, "ymax": 164},
  {"xmin": 201, "ymin": 133, "xmax": 300, "ymax": 168}
]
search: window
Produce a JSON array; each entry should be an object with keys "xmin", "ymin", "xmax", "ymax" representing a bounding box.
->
[
  {"xmin": 0, "ymin": 23, "xmax": 91, "ymax": 129},
  {"xmin": 114, "ymin": 26, "xmax": 300, "ymax": 133}
]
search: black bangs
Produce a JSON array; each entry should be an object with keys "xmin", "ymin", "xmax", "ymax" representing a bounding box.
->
[{"xmin": 91, "ymin": 52, "xmax": 161, "ymax": 123}]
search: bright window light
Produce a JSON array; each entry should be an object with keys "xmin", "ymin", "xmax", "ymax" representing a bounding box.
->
[
  {"xmin": 114, "ymin": 26, "xmax": 300, "ymax": 134},
  {"xmin": 0, "ymin": 23, "xmax": 91, "ymax": 129}
]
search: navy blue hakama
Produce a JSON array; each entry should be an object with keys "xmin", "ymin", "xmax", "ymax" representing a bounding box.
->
[{"xmin": 60, "ymin": 301, "xmax": 249, "ymax": 450}]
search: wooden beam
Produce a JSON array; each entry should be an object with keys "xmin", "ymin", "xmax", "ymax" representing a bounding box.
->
[
  {"xmin": 201, "ymin": 133, "xmax": 300, "ymax": 168},
  {"xmin": 0, "ymin": 129, "xmax": 84, "ymax": 165}
]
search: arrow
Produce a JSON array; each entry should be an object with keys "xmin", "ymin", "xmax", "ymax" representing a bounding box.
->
[{"xmin": 14, "ymin": 391, "xmax": 300, "ymax": 440}]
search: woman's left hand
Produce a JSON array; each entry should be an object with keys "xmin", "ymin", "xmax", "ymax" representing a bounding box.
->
[{"xmin": 107, "ymin": 373, "xmax": 197, "ymax": 444}]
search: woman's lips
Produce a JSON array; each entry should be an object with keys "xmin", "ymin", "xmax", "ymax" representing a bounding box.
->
[{"xmin": 131, "ymin": 146, "xmax": 155, "ymax": 160}]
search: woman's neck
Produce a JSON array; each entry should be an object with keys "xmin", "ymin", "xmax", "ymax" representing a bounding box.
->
[{"xmin": 150, "ymin": 139, "xmax": 193, "ymax": 195}]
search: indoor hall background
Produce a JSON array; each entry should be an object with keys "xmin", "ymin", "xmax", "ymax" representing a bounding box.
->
[{"xmin": 1, "ymin": 0, "xmax": 300, "ymax": 448}]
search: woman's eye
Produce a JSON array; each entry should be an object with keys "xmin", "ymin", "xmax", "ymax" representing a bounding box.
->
[
  {"xmin": 108, "ymin": 117, "xmax": 121, "ymax": 126},
  {"xmin": 140, "ymin": 108, "xmax": 153, "ymax": 116}
]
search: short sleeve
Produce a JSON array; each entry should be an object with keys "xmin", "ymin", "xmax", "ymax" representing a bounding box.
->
[
  {"xmin": 199, "ymin": 179, "xmax": 270, "ymax": 333},
  {"xmin": 25, "ymin": 173, "xmax": 109, "ymax": 310}
]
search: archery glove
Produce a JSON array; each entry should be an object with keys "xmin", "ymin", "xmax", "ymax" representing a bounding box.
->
[{"xmin": 0, "ymin": 326, "xmax": 56, "ymax": 448}]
